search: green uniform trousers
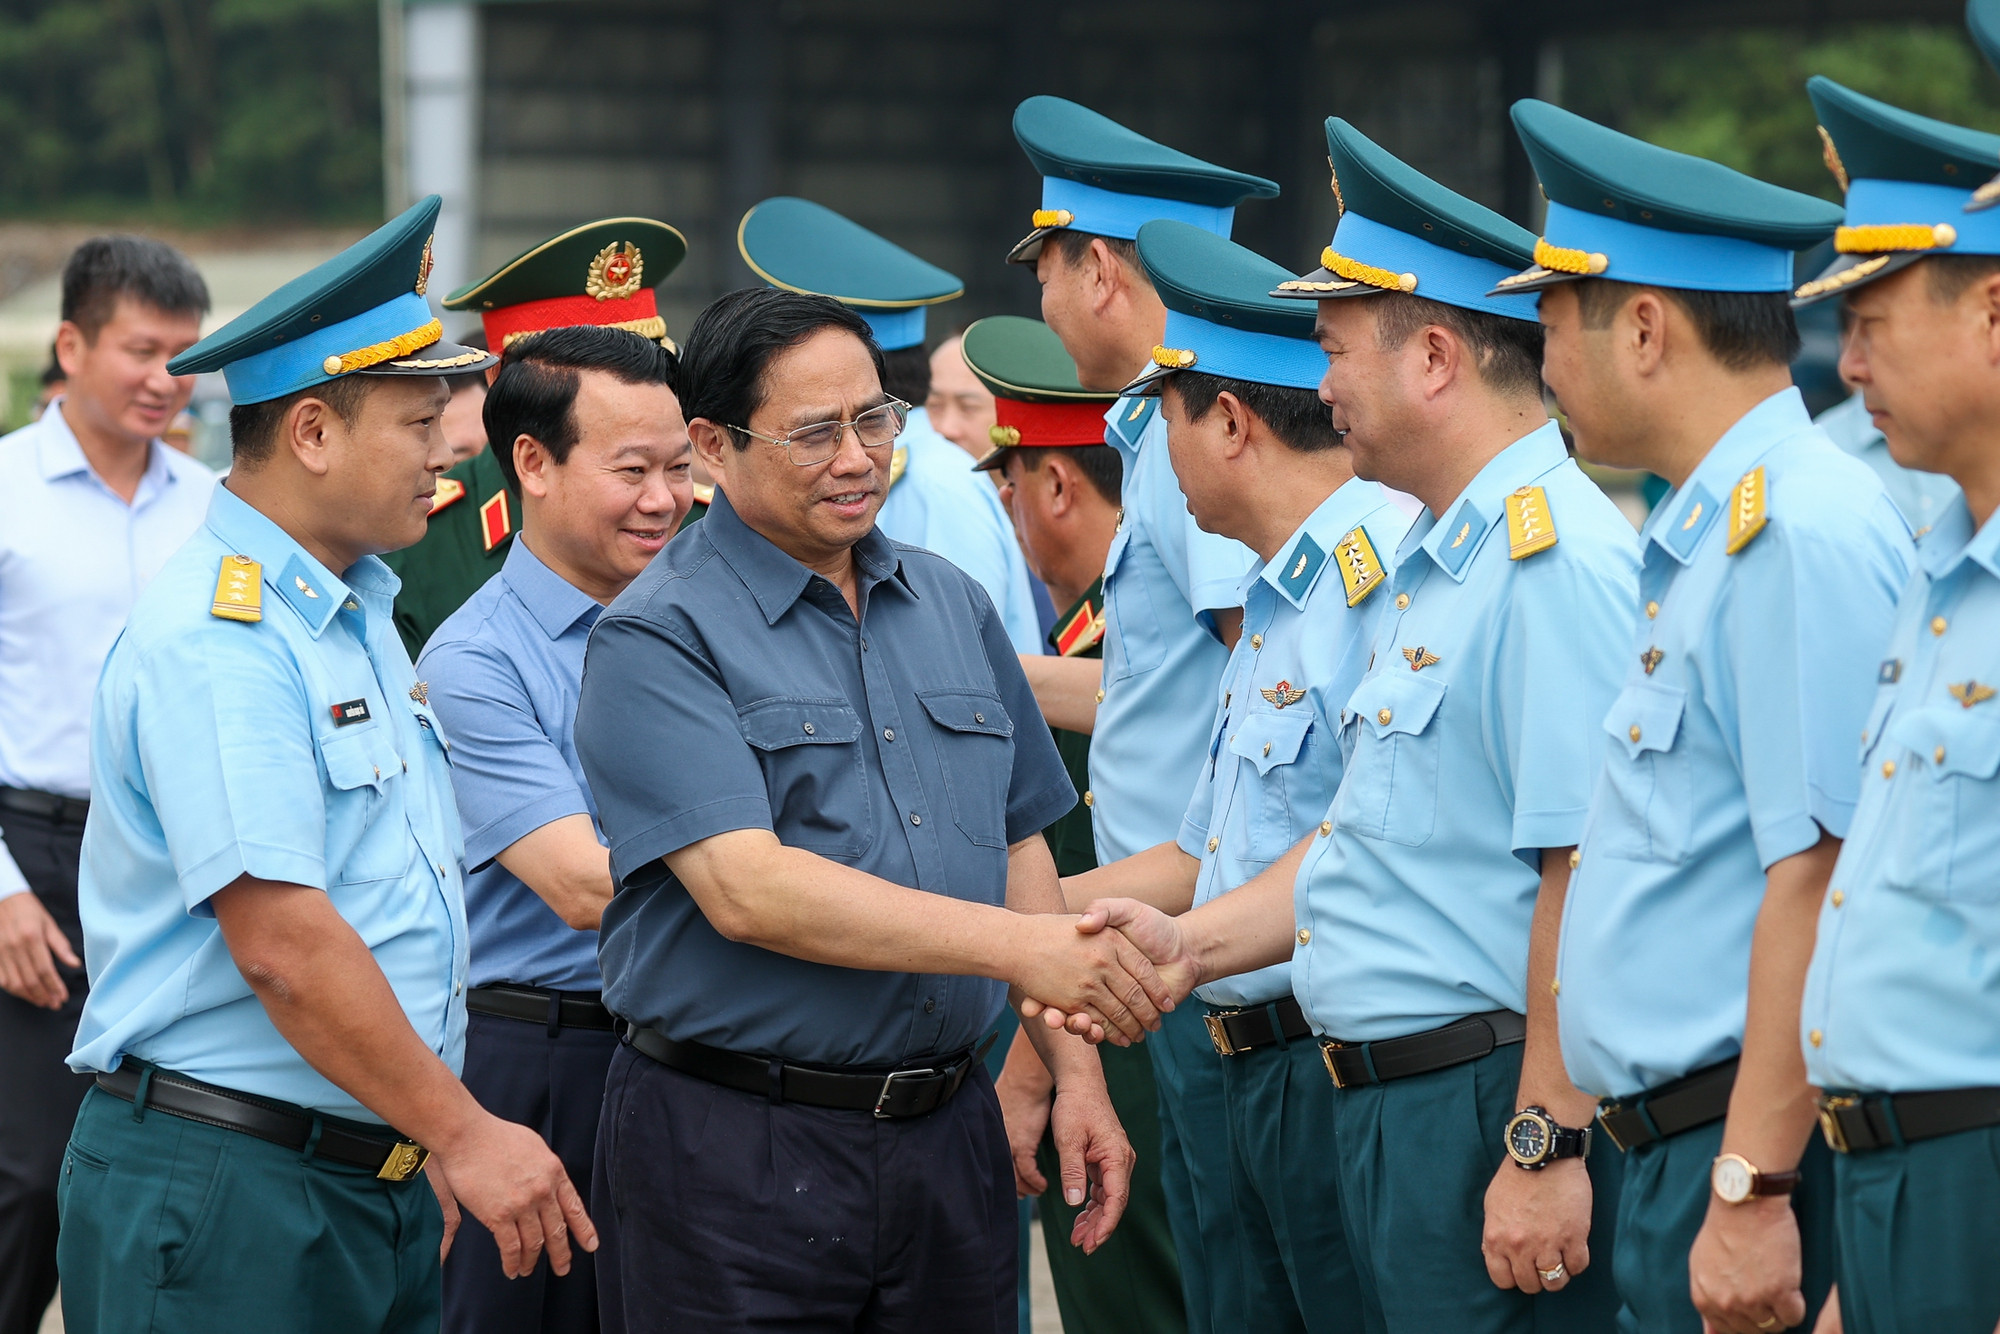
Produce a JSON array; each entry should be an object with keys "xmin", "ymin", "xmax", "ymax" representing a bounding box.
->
[
  {"xmin": 1832, "ymin": 1121, "xmax": 2000, "ymax": 1334},
  {"xmin": 57, "ymin": 1084, "xmax": 444, "ymax": 1334},
  {"xmin": 1036, "ymin": 1038, "xmax": 1187, "ymax": 1334},
  {"xmin": 1327, "ymin": 1042, "xmax": 1623, "ymax": 1334},
  {"xmin": 1149, "ymin": 1001, "xmax": 1258, "ymax": 1334},
  {"xmin": 1218, "ymin": 1028, "xmax": 1373, "ymax": 1333},
  {"xmin": 1612, "ymin": 1120, "xmax": 1836, "ymax": 1334}
]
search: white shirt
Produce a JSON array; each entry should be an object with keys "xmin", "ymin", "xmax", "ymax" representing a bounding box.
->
[{"xmin": 0, "ymin": 400, "xmax": 214, "ymax": 897}]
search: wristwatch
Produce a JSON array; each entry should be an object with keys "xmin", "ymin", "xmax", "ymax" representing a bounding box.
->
[
  {"xmin": 1710, "ymin": 1153, "xmax": 1800, "ymax": 1204},
  {"xmin": 1505, "ymin": 1106, "xmax": 1592, "ymax": 1170}
]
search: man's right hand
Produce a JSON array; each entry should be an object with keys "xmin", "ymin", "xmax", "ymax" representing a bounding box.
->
[
  {"xmin": 1019, "ymin": 899, "xmax": 1203, "ymax": 1037},
  {"xmin": 1012, "ymin": 913, "xmax": 1175, "ymax": 1045},
  {"xmin": 0, "ymin": 891, "xmax": 81, "ymax": 1009},
  {"xmin": 429, "ymin": 1110, "xmax": 597, "ymax": 1279}
]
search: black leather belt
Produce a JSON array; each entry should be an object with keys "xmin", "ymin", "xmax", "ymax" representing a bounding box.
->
[
  {"xmin": 625, "ymin": 1023, "xmax": 989, "ymax": 1119},
  {"xmin": 466, "ymin": 984, "xmax": 617, "ymax": 1034},
  {"xmin": 1595, "ymin": 1058, "xmax": 1738, "ymax": 1152},
  {"xmin": 0, "ymin": 786, "xmax": 90, "ymax": 826},
  {"xmin": 1818, "ymin": 1086, "xmax": 2000, "ymax": 1154},
  {"xmin": 95, "ymin": 1062, "xmax": 429, "ymax": 1181},
  {"xmin": 1320, "ymin": 1009, "xmax": 1526, "ymax": 1090},
  {"xmin": 1206, "ymin": 995, "xmax": 1313, "ymax": 1056}
]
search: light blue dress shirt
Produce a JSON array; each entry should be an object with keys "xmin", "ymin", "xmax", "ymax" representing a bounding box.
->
[
  {"xmin": 1816, "ymin": 391, "xmax": 1960, "ymax": 539},
  {"xmin": 69, "ymin": 484, "xmax": 469, "ymax": 1122},
  {"xmin": 876, "ymin": 406, "xmax": 1044, "ymax": 654},
  {"xmin": 1293, "ymin": 422, "xmax": 1640, "ymax": 1041},
  {"xmin": 1803, "ymin": 496, "xmax": 2000, "ymax": 1093},
  {"xmin": 0, "ymin": 403, "xmax": 214, "ymax": 898},
  {"xmin": 1178, "ymin": 478, "xmax": 1408, "ymax": 1007},
  {"xmin": 1091, "ymin": 396, "xmax": 1258, "ymax": 863},
  {"xmin": 1557, "ymin": 389, "xmax": 1913, "ymax": 1099},
  {"xmin": 420, "ymin": 538, "xmax": 604, "ymax": 992}
]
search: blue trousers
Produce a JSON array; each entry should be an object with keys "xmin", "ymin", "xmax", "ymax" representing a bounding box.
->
[
  {"xmin": 1833, "ymin": 1122, "xmax": 2000, "ymax": 1334},
  {"xmin": 1147, "ymin": 1001, "xmax": 1255, "ymax": 1334}
]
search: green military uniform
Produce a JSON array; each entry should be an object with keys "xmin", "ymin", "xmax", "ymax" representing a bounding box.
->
[
  {"xmin": 385, "ymin": 217, "xmax": 688, "ymax": 656},
  {"xmin": 965, "ymin": 315, "xmax": 1187, "ymax": 1334}
]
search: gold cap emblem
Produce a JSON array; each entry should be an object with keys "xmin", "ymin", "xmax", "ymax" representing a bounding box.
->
[
  {"xmin": 586, "ymin": 242, "xmax": 644, "ymax": 301},
  {"xmin": 415, "ymin": 235, "xmax": 435, "ymax": 295}
]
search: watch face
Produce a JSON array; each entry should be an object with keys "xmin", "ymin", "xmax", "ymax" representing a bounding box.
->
[
  {"xmin": 1507, "ymin": 1112, "xmax": 1550, "ymax": 1163},
  {"xmin": 1712, "ymin": 1154, "xmax": 1753, "ymax": 1203}
]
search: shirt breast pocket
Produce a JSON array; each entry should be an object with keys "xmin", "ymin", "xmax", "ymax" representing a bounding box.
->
[
  {"xmin": 1101, "ymin": 529, "xmax": 1168, "ymax": 685},
  {"xmin": 917, "ymin": 688, "xmax": 1015, "ymax": 849},
  {"xmin": 1336, "ymin": 673, "xmax": 1447, "ymax": 847},
  {"xmin": 739, "ymin": 697, "xmax": 872, "ymax": 858},
  {"xmin": 1228, "ymin": 710, "xmax": 1322, "ymax": 861},
  {"xmin": 317, "ymin": 726, "xmax": 416, "ymax": 885},
  {"xmin": 1592, "ymin": 681, "xmax": 1692, "ymax": 864},
  {"xmin": 1881, "ymin": 707, "xmax": 2000, "ymax": 903}
]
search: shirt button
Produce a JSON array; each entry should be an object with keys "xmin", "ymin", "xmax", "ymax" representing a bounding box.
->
[
  {"xmin": 1207, "ymin": 836, "xmax": 1220, "ymax": 852},
  {"xmin": 373, "ymin": 765, "xmax": 381, "ymax": 779},
  {"xmin": 1551, "ymin": 979, "xmax": 1561, "ymax": 996},
  {"xmin": 402, "ymin": 761, "xmax": 408, "ymax": 773},
  {"xmin": 1569, "ymin": 848, "xmax": 1581, "ymax": 869},
  {"xmin": 1882, "ymin": 760, "xmax": 1896, "ymax": 779},
  {"xmin": 455, "ymin": 981, "xmax": 463, "ymax": 997},
  {"xmin": 1809, "ymin": 1028, "xmax": 1823, "ymax": 1048},
  {"xmin": 924, "ymin": 998, "xmax": 936, "ymax": 1013},
  {"xmin": 910, "ymin": 813, "xmax": 922, "ymax": 826},
  {"xmin": 1262, "ymin": 741, "xmax": 1272, "ymax": 757},
  {"xmin": 974, "ymin": 713, "xmax": 985, "ymax": 724},
  {"xmin": 1395, "ymin": 593, "xmax": 1410, "ymax": 610},
  {"xmin": 803, "ymin": 722, "xmax": 815, "ymax": 735},
  {"xmin": 1296, "ymin": 927, "xmax": 1311, "ymax": 945},
  {"xmin": 1629, "ymin": 724, "xmax": 1643, "ymax": 743},
  {"xmin": 884, "ymin": 728, "xmax": 895, "ymax": 742},
  {"xmin": 1935, "ymin": 745, "xmax": 1946, "ymax": 765},
  {"xmin": 436, "ymin": 863, "xmax": 447, "ymax": 878},
  {"xmin": 861, "ymin": 638, "xmax": 869, "ymax": 651},
  {"xmin": 1319, "ymin": 820, "xmax": 1332, "ymax": 837},
  {"xmin": 1083, "ymin": 790, "xmax": 1094, "ymax": 807},
  {"xmin": 1377, "ymin": 709, "xmax": 1392, "ymax": 726},
  {"xmin": 1646, "ymin": 600, "xmax": 1660, "ymax": 620},
  {"xmin": 1094, "ymin": 687, "xmax": 1105, "ymax": 704},
  {"xmin": 1931, "ymin": 616, "xmax": 1948, "ymax": 636},
  {"xmin": 1831, "ymin": 889, "xmax": 1845, "ymax": 908},
  {"xmin": 1250, "ymin": 634, "xmax": 1263, "ymax": 650}
]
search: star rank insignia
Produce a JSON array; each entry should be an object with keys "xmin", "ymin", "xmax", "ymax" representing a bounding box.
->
[
  {"xmin": 1260, "ymin": 680, "xmax": 1307, "ymax": 709},
  {"xmin": 1505, "ymin": 486, "xmax": 1558, "ymax": 560},
  {"xmin": 409, "ymin": 681, "xmax": 430, "ymax": 707},
  {"xmin": 1641, "ymin": 647, "xmax": 1664, "ymax": 675},
  {"xmin": 1726, "ymin": 466, "xmax": 1769, "ymax": 555},
  {"xmin": 210, "ymin": 555, "xmax": 262, "ymax": 622},
  {"xmin": 1333, "ymin": 527, "xmax": 1385, "ymax": 607},
  {"xmin": 1402, "ymin": 646, "xmax": 1440, "ymax": 672},
  {"xmin": 1949, "ymin": 680, "xmax": 1996, "ymax": 709}
]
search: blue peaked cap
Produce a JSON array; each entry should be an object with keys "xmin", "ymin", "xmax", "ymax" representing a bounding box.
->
[
  {"xmin": 736, "ymin": 196, "xmax": 961, "ymax": 351},
  {"xmin": 1123, "ymin": 220, "xmax": 1326, "ymax": 396}
]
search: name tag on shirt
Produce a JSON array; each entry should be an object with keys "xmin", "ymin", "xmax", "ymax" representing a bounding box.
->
[{"xmin": 330, "ymin": 698, "xmax": 372, "ymax": 726}]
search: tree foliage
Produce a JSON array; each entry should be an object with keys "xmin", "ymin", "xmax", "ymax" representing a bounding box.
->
[{"xmin": 0, "ymin": 0, "xmax": 379, "ymax": 223}]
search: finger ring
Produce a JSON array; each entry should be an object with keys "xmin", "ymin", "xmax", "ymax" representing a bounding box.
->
[
  {"xmin": 1539, "ymin": 1263, "xmax": 1567, "ymax": 1284},
  {"xmin": 1757, "ymin": 1320, "xmax": 1780, "ymax": 1331}
]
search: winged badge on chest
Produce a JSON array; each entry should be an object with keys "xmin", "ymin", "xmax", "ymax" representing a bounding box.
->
[{"xmin": 1260, "ymin": 680, "xmax": 1307, "ymax": 709}]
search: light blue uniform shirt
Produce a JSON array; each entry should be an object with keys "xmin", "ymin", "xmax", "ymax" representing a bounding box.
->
[
  {"xmin": 419, "ymin": 538, "xmax": 603, "ymax": 992},
  {"xmin": 1803, "ymin": 497, "xmax": 2000, "ymax": 1093},
  {"xmin": 1179, "ymin": 478, "xmax": 1408, "ymax": 1007},
  {"xmin": 1558, "ymin": 389, "xmax": 1912, "ymax": 1098},
  {"xmin": 1816, "ymin": 391, "xmax": 1959, "ymax": 539},
  {"xmin": 876, "ymin": 406, "xmax": 1044, "ymax": 654},
  {"xmin": 70, "ymin": 484, "xmax": 469, "ymax": 1122},
  {"xmin": 1293, "ymin": 423, "xmax": 1639, "ymax": 1041},
  {"xmin": 1091, "ymin": 396, "xmax": 1257, "ymax": 863}
]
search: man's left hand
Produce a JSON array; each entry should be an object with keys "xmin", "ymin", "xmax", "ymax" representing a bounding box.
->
[
  {"xmin": 1689, "ymin": 1196, "xmax": 1807, "ymax": 1333},
  {"xmin": 1482, "ymin": 1156, "xmax": 1592, "ymax": 1295},
  {"xmin": 425, "ymin": 1155, "xmax": 463, "ymax": 1264},
  {"xmin": 1046, "ymin": 1078, "xmax": 1134, "ymax": 1254}
]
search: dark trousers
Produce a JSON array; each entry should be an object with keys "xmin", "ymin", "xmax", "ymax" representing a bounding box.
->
[
  {"xmin": 592, "ymin": 1042, "xmax": 1016, "ymax": 1333},
  {"xmin": 443, "ymin": 1010, "xmax": 618, "ymax": 1334},
  {"xmin": 1834, "ymin": 1122, "xmax": 2000, "ymax": 1334},
  {"xmin": 0, "ymin": 805, "xmax": 91, "ymax": 1334}
]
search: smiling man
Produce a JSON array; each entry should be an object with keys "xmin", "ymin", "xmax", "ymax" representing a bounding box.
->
[
  {"xmin": 0, "ymin": 235, "xmax": 210, "ymax": 1334},
  {"xmin": 418, "ymin": 324, "xmax": 688, "ymax": 1334},
  {"xmin": 573, "ymin": 286, "xmax": 1158, "ymax": 1332}
]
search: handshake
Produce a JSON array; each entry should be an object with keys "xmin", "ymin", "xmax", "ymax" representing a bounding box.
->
[{"xmin": 1011, "ymin": 899, "xmax": 1205, "ymax": 1044}]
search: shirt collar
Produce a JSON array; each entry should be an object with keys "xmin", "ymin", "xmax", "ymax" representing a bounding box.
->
[
  {"xmin": 205, "ymin": 483, "xmax": 386, "ymax": 638},
  {"xmin": 1919, "ymin": 494, "xmax": 2000, "ymax": 582},
  {"xmin": 1642, "ymin": 387, "xmax": 1809, "ymax": 567},
  {"xmin": 1410, "ymin": 420, "xmax": 1569, "ymax": 583},
  {"xmin": 34, "ymin": 399, "xmax": 178, "ymax": 499},
  {"xmin": 701, "ymin": 486, "xmax": 911, "ymax": 626},
  {"xmin": 1256, "ymin": 477, "xmax": 1391, "ymax": 609},
  {"xmin": 501, "ymin": 536, "xmax": 602, "ymax": 639}
]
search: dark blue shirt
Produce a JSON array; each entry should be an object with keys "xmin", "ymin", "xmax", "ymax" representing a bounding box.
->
[{"xmin": 575, "ymin": 489, "xmax": 1075, "ymax": 1066}]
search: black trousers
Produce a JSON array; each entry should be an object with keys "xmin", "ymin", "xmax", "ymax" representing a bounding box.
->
[
  {"xmin": 443, "ymin": 1010, "xmax": 618, "ymax": 1334},
  {"xmin": 0, "ymin": 805, "xmax": 92, "ymax": 1334},
  {"xmin": 592, "ymin": 1042, "xmax": 1016, "ymax": 1333}
]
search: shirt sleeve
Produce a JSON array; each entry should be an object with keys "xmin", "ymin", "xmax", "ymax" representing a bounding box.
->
[
  {"xmin": 1719, "ymin": 494, "xmax": 1911, "ymax": 865},
  {"xmin": 0, "ymin": 841, "xmax": 27, "ymax": 899},
  {"xmin": 977, "ymin": 595, "xmax": 1077, "ymax": 844},
  {"xmin": 126, "ymin": 627, "xmax": 331, "ymax": 912},
  {"xmin": 1492, "ymin": 538, "xmax": 1641, "ymax": 857},
  {"xmin": 420, "ymin": 633, "xmax": 590, "ymax": 871},
  {"xmin": 575, "ymin": 609, "xmax": 776, "ymax": 888}
]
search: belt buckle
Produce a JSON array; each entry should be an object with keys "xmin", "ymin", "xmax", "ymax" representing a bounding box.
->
[
  {"xmin": 1204, "ymin": 1012, "xmax": 1239, "ymax": 1057},
  {"xmin": 874, "ymin": 1067, "xmax": 938, "ymax": 1119},
  {"xmin": 376, "ymin": 1141, "xmax": 430, "ymax": 1182},
  {"xmin": 1817, "ymin": 1094, "xmax": 1859, "ymax": 1154},
  {"xmin": 1319, "ymin": 1039, "xmax": 1352, "ymax": 1090},
  {"xmin": 1594, "ymin": 1100, "xmax": 1636, "ymax": 1153}
]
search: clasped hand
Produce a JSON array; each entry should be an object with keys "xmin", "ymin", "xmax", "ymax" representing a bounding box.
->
[{"xmin": 1017, "ymin": 899, "xmax": 1201, "ymax": 1043}]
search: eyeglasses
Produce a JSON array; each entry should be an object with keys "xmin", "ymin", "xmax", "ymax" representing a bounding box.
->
[{"xmin": 729, "ymin": 400, "xmax": 909, "ymax": 467}]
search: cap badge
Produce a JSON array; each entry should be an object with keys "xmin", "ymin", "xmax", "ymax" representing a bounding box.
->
[
  {"xmin": 415, "ymin": 234, "xmax": 435, "ymax": 295},
  {"xmin": 1260, "ymin": 680, "xmax": 1307, "ymax": 709},
  {"xmin": 989, "ymin": 424, "xmax": 1022, "ymax": 448},
  {"xmin": 1402, "ymin": 646, "xmax": 1441, "ymax": 672},
  {"xmin": 1949, "ymin": 680, "xmax": 1995, "ymax": 709},
  {"xmin": 1327, "ymin": 156, "xmax": 1345, "ymax": 216},
  {"xmin": 586, "ymin": 242, "xmax": 644, "ymax": 301},
  {"xmin": 1816, "ymin": 126, "xmax": 1850, "ymax": 194}
]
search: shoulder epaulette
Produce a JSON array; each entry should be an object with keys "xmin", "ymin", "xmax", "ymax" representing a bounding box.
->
[
  {"xmin": 211, "ymin": 554, "xmax": 262, "ymax": 622},
  {"xmin": 1054, "ymin": 598, "xmax": 1106, "ymax": 657},
  {"xmin": 428, "ymin": 475, "xmax": 466, "ymax": 516},
  {"xmin": 479, "ymin": 491, "xmax": 512, "ymax": 552},
  {"xmin": 889, "ymin": 445, "xmax": 909, "ymax": 489},
  {"xmin": 690, "ymin": 480, "xmax": 715, "ymax": 506},
  {"xmin": 1725, "ymin": 466, "xmax": 1768, "ymax": 555},
  {"xmin": 1333, "ymin": 526, "xmax": 1386, "ymax": 606},
  {"xmin": 1505, "ymin": 485, "xmax": 1558, "ymax": 560}
]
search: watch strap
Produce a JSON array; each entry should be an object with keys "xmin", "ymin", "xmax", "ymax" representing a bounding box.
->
[{"xmin": 1747, "ymin": 1168, "xmax": 1800, "ymax": 1197}]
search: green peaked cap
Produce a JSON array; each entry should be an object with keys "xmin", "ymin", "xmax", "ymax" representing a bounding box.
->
[
  {"xmin": 959, "ymin": 315, "xmax": 1109, "ymax": 404},
  {"xmin": 442, "ymin": 217, "xmax": 685, "ymax": 311},
  {"xmin": 1808, "ymin": 75, "xmax": 2000, "ymax": 189}
]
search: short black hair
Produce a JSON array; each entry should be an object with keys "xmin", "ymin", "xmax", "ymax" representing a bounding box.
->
[
  {"xmin": 484, "ymin": 324, "xmax": 681, "ymax": 491},
  {"xmin": 61, "ymin": 236, "xmax": 210, "ymax": 341},
  {"xmin": 1574, "ymin": 279, "xmax": 1799, "ymax": 370},
  {"xmin": 679, "ymin": 288, "xmax": 885, "ymax": 450},
  {"xmin": 1372, "ymin": 293, "xmax": 1546, "ymax": 398},
  {"xmin": 1924, "ymin": 253, "xmax": 2000, "ymax": 305},
  {"xmin": 227, "ymin": 375, "xmax": 376, "ymax": 467},
  {"xmin": 1168, "ymin": 370, "xmax": 1341, "ymax": 454},
  {"xmin": 1047, "ymin": 229, "xmax": 1141, "ymax": 275},
  {"xmin": 879, "ymin": 344, "xmax": 930, "ymax": 405},
  {"xmin": 1013, "ymin": 444, "xmax": 1123, "ymax": 505}
]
